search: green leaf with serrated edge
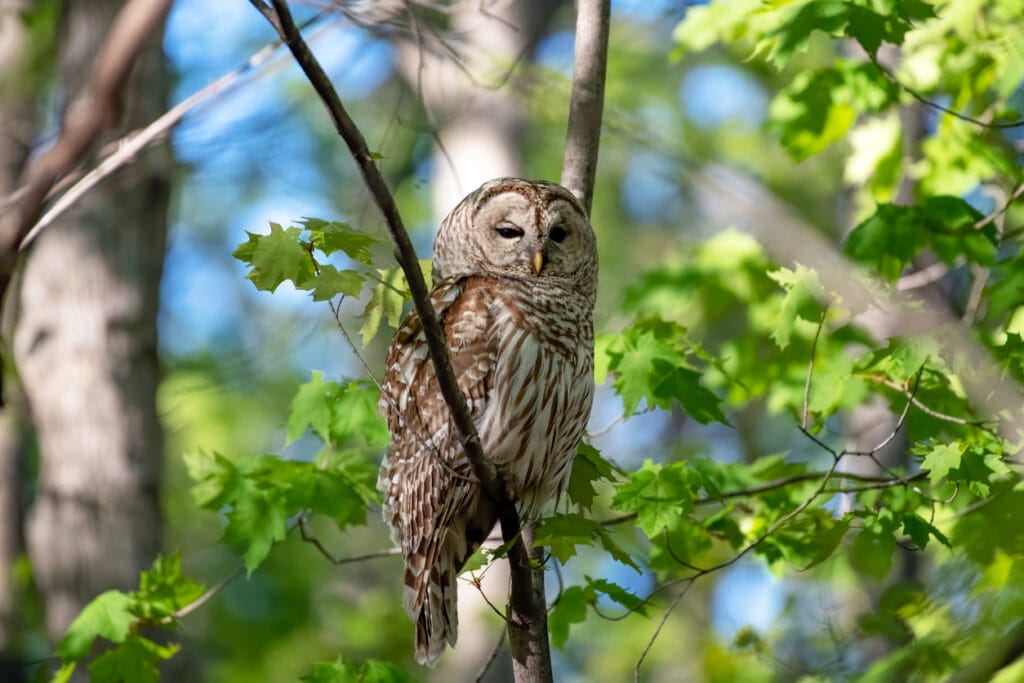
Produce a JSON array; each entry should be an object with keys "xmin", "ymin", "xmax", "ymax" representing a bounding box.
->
[
  {"xmin": 606, "ymin": 328, "xmax": 677, "ymax": 414},
  {"xmin": 183, "ymin": 450, "xmax": 237, "ymax": 509},
  {"xmin": 56, "ymin": 591, "xmax": 135, "ymax": 660},
  {"xmin": 567, "ymin": 442, "xmax": 619, "ymax": 510},
  {"xmin": 133, "ymin": 552, "xmax": 204, "ymax": 621},
  {"xmin": 850, "ymin": 528, "xmax": 896, "ymax": 579},
  {"xmin": 301, "ymin": 467, "xmax": 374, "ymax": 529},
  {"xmin": 222, "ymin": 488, "xmax": 288, "ymax": 574},
  {"xmin": 287, "ymin": 371, "xmax": 338, "ymax": 443},
  {"xmin": 233, "ymin": 222, "xmax": 314, "ymax": 292},
  {"xmin": 301, "ymin": 658, "xmax": 358, "ymax": 683},
  {"xmin": 611, "ymin": 461, "xmax": 696, "ymax": 537},
  {"xmin": 587, "ymin": 577, "xmax": 647, "ymax": 615},
  {"xmin": 650, "ymin": 362, "xmax": 729, "ymax": 425},
  {"xmin": 767, "ymin": 265, "xmax": 823, "ymax": 350},
  {"xmin": 300, "ymin": 218, "xmax": 379, "ymax": 263},
  {"xmin": 88, "ymin": 635, "xmax": 178, "ymax": 683},
  {"xmin": 359, "ymin": 268, "xmax": 408, "ymax": 346},
  {"xmin": 901, "ymin": 513, "xmax": 950, "ymax": 550},
  {"xmin": 460, "ymin": 547, "xmax": 490, "ymax": 574},
  {"xmin": 299, "ymin": 265, "xmax": 365, "ymax": 302},
  {"xmin": 920, "ymin": 441, "xmax": 963, "ymax": 484},
  {"xmin": 358, "ymin": 660, "xmax": 416, "ymax": 683},
  {"xmin": 595, "ymin": 526, "xmax": 642, "ymax": 573},
  {"xmin": 549, "ymin": 585, "xmax": 590, "ymax": 649},
  {"xmin": 802, "ymin": 515, "xmax": 852, "ymax": 570},
  {"xmin": 533, "ymin": 513, "xmax": 597, "ymax": 564}
]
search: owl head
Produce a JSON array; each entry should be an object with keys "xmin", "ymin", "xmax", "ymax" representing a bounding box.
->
[{"xmin": 432, "ymin": 178, "xmax": 597, "ymax": 295}]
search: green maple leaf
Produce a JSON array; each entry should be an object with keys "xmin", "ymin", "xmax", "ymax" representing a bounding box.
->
[
  {"xmin": 233, "ymin": 222, "xmax": 314, "ymax": 292},
  {"xmin": 222, "ymin": 488, "xmax": 288, "ymax": 574},
  {"xmin": 133, "ymin": 552, "xmax": 204, "ymax": 621},
  {"xmin": 288, "ymin": 371, "xmax": 341, "ymax": 442},
  {"xmin": 299, "ymin": 265, "xmax": 365, "ymax": 301},
  {"xmin": 88, "ymin": 635, "xmax": 178, "ymax": 683},
  {"xmin": 650, "ymin": 363, "xmax": 729, "ymax": 425},
  {"xmin": 56, "ymin": 590, "xmax": 135, "ymax": 660},
  {"xmin": 533, "ymin": 513, "xmax": 598, "ymax": 564},
  {"xmin": 588, "ymin": 577, "xmax": 647, "ymax": 615},
  {"xmin": 300, "ymin": 217, "xmax": 379, "ymax": 263},
  {"xmin": 183, "ymin": 450, "xmax": 238, "ymax": 509},
  {"xmin": 567, "ymin": 442, "xmax": 619, "ymax": 510},
  {"xmin": 549, "ymin": 586, "xmax": 589, "ymax": 649},
  {"xmin": 611, "ymin": 461, "xmax": 696, "ymax": 537},
  {"xmin": 920, "ymin": 441, "xmax": 963, "ymax": 484},
  {"xmin": 359, "ymin": 268, "xmax": 409, "ymax": 346}
]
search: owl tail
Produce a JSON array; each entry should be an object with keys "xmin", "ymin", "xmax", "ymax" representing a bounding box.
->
[{"xmin": 405, "ymin": 560, "xmax": 458, "ymax": 667}]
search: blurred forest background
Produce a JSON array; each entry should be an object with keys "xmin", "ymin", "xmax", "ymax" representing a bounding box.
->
[{"xmin": 2, "ymin": 0, "xmax": 1024, "ymax": 681}]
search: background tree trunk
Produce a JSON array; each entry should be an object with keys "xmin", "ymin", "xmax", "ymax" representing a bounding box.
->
[{"xmin": 12, "ymin": 0, "xmax": 169, "ymax": 641}]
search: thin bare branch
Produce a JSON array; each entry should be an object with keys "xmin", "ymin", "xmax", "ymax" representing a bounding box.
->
[
  {"xmin": 165, "ymin": 563, "xmax": 245, "ymax": 622},
  {"xmin": 298, "ymin": 516, "xmax": 401, "ymax": 565},
  {"xmin": 633, "ymin": 582, "xmax": 692, "ymax": 682},
  {"xmin": 863, "ymin": 373, "xmax": 993, "ymax": 430},
  {"xmin": 869, "ymin": 55, "xmax": 1024, "ymax": 130},
  {"xmin": 17, "ymin": 11, "xmax": 329, "ymax": 250},
  {"xmin": 802, "ymin": 306, "xmax": 829, "ymax": 430},
  {"xmin": 846, "ymin": 365, "xmax": 923, "ymax": 456},
  {"xmin": 0, "ymin": 0, "xmax": 173, "ymax": 400}
]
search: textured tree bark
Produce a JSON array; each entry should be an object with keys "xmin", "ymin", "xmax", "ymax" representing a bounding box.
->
[{"xmin": 12, "ymin": 0, "xmax": 169, "ymax": 640}]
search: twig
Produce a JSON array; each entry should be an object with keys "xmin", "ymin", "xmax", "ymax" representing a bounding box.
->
[
  {"xmin": 976, "ymin": 180, "xmax": 1024, "ymax": 230},
  {"xmin": 633, "ymin": 583, "xmax": 691, "ymax": 682},
  {"xmin": 16, "ymin": 11, "xmax": 330, "ymax": 250},
  {"xmin": 869, "ymin": 55, "xmax": 1024, "ymax": 130},
  {"xmin": 862, "ymin": 374, "xmax": 992, "ymax": 430},
  {"xmin": 0, "ymin": 0, "xmax": 173, "ymax": 403},
  {"xmin": 297, "ymin": 515, "xmax": 401, "ymax": 565},
  {"xmin": 164, "ymin": 563, "xmax": 245, "ymax": 622},
  {"xmin": 846, "ymin": 366, "xmax": 922, "ymax": 456},
  {"xmin": 802, "ymin": 307, "xmax": 829, "ymax": 430}
]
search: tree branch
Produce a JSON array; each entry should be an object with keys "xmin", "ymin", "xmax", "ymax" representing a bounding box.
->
[
  {"xmin": 560, "ymin": 0, "xmax": 610, "ymax": 214},
  {"xmin": 248, "ymin": 2, "xmax": 549, "ymax": 677},
  {"xmin": 0, "ymin": 0, "xmax": 172, "ymax": 402}
]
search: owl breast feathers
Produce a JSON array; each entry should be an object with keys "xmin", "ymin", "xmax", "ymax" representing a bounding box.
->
[{"xmin": 377, "ymin": 177, "xmax": 598, "ymax": 666}]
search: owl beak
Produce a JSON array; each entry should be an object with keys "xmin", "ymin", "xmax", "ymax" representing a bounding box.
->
[{"xmin": 533, "ymin": 250, "xmax": 544, "ymax": 275}]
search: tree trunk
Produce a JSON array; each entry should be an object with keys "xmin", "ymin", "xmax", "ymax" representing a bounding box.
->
[{"xmin": 12, "ymin": 0, "xmax": 169, "ymax": 641}]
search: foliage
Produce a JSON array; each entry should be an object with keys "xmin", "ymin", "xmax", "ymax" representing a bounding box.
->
[{"xmin": 43, "ymin": 0, "xmax": 1024, "ymax": 681}]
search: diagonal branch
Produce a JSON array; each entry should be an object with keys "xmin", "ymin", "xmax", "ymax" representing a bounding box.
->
[
  {"xmin": 0, "ymin": 0, "xmax": 173, "ymax": 401},
  {"xmin": 248, "ymin": 2, "xmax": 550, "ymax": 678}
]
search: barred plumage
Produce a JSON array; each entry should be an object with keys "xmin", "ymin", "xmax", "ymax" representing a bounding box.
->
[{"xmin": 377, "ymin": 178, "xmax": 598, "ymax": 665}]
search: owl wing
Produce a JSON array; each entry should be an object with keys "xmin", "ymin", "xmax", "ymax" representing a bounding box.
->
[{"xmin": 378, "ymin": 276, "xmax": 498, "ymax": 664}]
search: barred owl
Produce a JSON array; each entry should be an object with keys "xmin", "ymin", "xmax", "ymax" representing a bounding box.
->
[{"xmin": 378, "ymin": 178, "xmax": 598, "ymax": 665}]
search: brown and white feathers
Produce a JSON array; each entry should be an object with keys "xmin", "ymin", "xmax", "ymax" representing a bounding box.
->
[{"xmin": 377, "ymin": 177, "xmax": 598, "ymax": 666}]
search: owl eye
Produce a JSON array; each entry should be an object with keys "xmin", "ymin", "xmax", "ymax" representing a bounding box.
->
[
  {"xmin": 549, "ymin": 225, "xmax": 568, "ymax": 243},
  {"xmin": 495, "ymin": 225, "xmax": 524, "ymax": 239}
]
